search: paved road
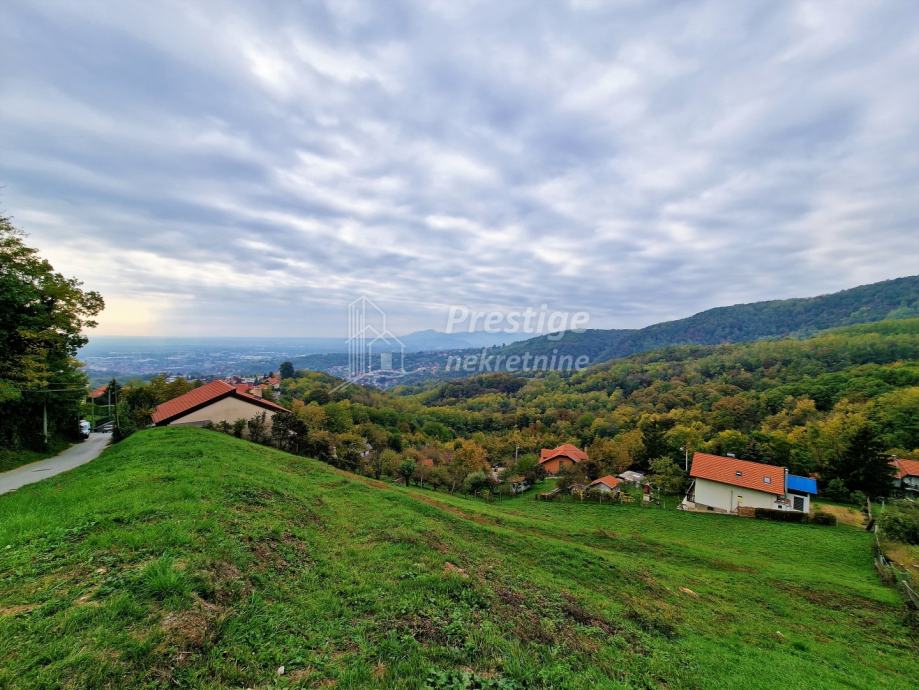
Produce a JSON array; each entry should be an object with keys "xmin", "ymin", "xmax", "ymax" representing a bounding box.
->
[{"xmin": 0, "ymin": 432, "xmax": 112, "ymax": 495}]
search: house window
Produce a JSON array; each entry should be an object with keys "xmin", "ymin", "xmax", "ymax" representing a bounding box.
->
[
  {"xmin": 735, "ymin": 471, "xmax": 743, "ymax": 477},
  {"xmin": 763, "ymin": 476, "xmax": 771, "ymax": 484}
]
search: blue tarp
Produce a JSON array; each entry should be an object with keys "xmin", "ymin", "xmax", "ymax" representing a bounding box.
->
[{"xmin": 787, "ymin": 474, "xmax": 818, "ymax": 494}]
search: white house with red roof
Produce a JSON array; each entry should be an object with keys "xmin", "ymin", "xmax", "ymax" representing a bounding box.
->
[
  {"xmin": 683, "ymin": 452, "xmax": 817, "ymax": 514},
  {"xmin": 891, "ymin": 458, "xmax": 919, "ymax": 494},
  {"xmin": 588, "ymin": 475, "xmax": 622, "ymax": 495},
  {"xmin": 151, "ymin": 380, "xmax": 287, "ymax": 428}
]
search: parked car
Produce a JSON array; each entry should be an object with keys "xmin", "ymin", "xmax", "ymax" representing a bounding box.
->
[{"xmin": 79, "ymin": 420, "xmax": 91, "ymax": 438}]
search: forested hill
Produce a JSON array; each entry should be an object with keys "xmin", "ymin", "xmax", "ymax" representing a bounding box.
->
[{"xmin": 495, "ymin": 274, "xmax": 919, "ymax": 365}]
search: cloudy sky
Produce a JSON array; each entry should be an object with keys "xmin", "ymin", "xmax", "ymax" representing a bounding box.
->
[{"xmin": 2, "ymin": 1, "xmax": 918, "ymax": 337}]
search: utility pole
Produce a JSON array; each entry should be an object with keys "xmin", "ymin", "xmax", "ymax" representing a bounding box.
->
[
  {"xmin": 681, "ymin": 446, "xmax": 689, "ymax": 472},
  {"xmin": 43, "ymin": 399, "xmax": 48, "ymax": 447}
]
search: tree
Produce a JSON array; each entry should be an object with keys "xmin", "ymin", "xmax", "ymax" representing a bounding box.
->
[
  {"xmin": 398, "ymin": 458, "xmax": 416, "ymax": 485},
  {"xmin": 1, "ymin": 217, "xmax": 104, "ymax": 450},
  {"xmin": 333, "ymin": 432, "xmax": 367, "ymax": 471},
  {"xmin": 247, "ymin": 412, "xmax": 269, "ymax": 444},
  {"xmin": 831, "ymin": 422, "xmax": 896, "ymax": 497},
  {"xmin": 648, "ymin": 457, "xmax": 686, "ymax": 495},
  {"xmin": 279, "ymin": 361, "xmax": 295, "ymax": 379}
]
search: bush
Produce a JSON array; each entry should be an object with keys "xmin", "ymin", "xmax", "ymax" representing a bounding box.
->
[
  {"xmin": 879, "ymin": 500, "xmax": 919, "ymax": 545},
  {"xmin": 752, "ymin": 508, "xmax": 808, "ymax": 523},
  {"xmin": 809, "ymin": 511, "xmax": 838, "ymax": 526}
]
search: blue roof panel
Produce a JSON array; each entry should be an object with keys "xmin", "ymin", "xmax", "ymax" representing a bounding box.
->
[{"xmin": 787, "ymin": 474, "xmax": 818, "ymax": 494}]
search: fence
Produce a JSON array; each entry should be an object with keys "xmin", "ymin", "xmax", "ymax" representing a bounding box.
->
[{"xmin": 871, "ymin": 521, "xmax": 918, "ymax": 611}]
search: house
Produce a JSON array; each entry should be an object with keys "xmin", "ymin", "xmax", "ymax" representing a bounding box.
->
[
  {"xmin": 539, "ymin": 444, "xmax": 588, "ymax": 475},
  {"xmin": 891, "ymin": 458, "xmax": 919, "ymax": 494},
  {"xmin": 89, "ymin": 384, "xmax": 109, "ymax": 399},
  {"xmin": 617, "ymin": 470, "xmax": 646, "ymax": 485},
  {"xmin": 589, "ymin": 475, "xmax": 621, "ymax": 495},
  {"xmin": 683, "ymin": 452, "xmax": 817, "ymax": 514},
  {"xmin": 151, "ymin": 380, "xmax": 287, "ymax": 428},
  {"xmin": 506, "ymin": 475, "xmax": 530, "ymax": 495}
]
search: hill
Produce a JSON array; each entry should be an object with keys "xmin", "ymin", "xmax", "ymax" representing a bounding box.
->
[
  {"xmin": 491, "ymin": 275, "xmax": 919, "ymax": 366},
  {"xmin": 1, "ymin": 428, "xmax": 916, "ymax": 688}
]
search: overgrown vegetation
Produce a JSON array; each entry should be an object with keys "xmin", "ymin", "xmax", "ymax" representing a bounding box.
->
[{"xmin": 0, "ymin": 428, "xmax": 916, "ymax": 688}]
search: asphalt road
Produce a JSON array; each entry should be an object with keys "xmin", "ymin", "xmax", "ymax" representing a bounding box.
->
[{"xmin": 0, "ymin": 432, "xmax": 112, "ymax": 495}]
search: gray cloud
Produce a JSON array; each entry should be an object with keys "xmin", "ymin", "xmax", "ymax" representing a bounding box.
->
[{"xmin": 1, "ymin": 0, "xmax": 917, "ymax": 336}]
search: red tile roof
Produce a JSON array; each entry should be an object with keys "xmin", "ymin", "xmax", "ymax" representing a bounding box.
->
[
  {"xmin": 690, "ymin": 452, "xmax": 785, "ymax": 496},
  {"xmin": 589, "ymin": 475, "xmax": 621, "ymax": 490},
  {"xmin": 892, "ymin": 458, "xmax": 919, "ymax": 479},
  {"xmin": 152, "ymin": 380, "xmax": 287, "ymax": 425},
  {"xmin": 539, "ymin": 443, "xmax": 588, "ymax": 465},
  {"xmin": 89, "ymin": 384, "xmax": 109, "ymax": 399}
]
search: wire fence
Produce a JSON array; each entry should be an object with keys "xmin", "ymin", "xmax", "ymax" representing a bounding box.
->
[{"xmin": 868, "ymin": 501, "xmax": 918, "ymax": 611}]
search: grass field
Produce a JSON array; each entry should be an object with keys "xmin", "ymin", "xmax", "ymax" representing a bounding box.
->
[{"xmin": 0, "ymin": 428, "xmax": 916, "ymax": 689}]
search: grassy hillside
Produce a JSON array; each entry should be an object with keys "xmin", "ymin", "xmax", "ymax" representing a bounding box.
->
[{"xmin": 1, "ymin": 429, "xmax": 916, "ymax": 689}]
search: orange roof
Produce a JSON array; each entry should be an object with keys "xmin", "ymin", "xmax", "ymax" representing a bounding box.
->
[
  {"xmin": 690, "ymin": 452, "xmax": 785, "ymax": 496},
  {"xmin": 891, "ymin": 458, "xmax": 919, "ymax": 479},
  {"xmin": 89, "ymin": 384, "xmax": 109, "ymax": 399},
  {"xmin": 589, "ymin": 475, "xmax": 621, "ymax": 490},
  {"xmin": 152, "ymin": 380, "xmax": 286, "ymax": 425},
  {"xmin": 539, "ymin": 443, "xmax": 588, "ymax": 465}
]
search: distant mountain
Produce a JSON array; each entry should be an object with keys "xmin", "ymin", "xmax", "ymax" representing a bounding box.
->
[
  {"xmin": 398, "ymin": 329, "xmax": 531, "ymax": 351},
  {"xmin": 467, "ymin": 275, "xmax": 919, "ymax": 366}
]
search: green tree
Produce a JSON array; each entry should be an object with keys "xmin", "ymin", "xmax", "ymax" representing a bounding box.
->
[
  {"xmin": 398, "ymin": 458, "xmax": 416, "ymax": 485},
  {"xmin": 279, "ymin": 361, "xmax": 295, "ymax": 379},
  {"xmin": 0, "ymin": 217, "xmax": 104, "ymax": 450},
  {"xmin": 648, "ymin": 456, "xmax": 686, "ymax": 495}
]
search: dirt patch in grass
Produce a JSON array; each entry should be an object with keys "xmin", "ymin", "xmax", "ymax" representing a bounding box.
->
[
  {"xmin": 813, "ymin": 502, "xmax": 865, "ymax": 528},
  {"xmin": 0, "ymin": 604, "xmax": 36, "ymax": 617},
  {"xmin": 775, "ymin": 581, "xmax": 891, "ymax": 612}
]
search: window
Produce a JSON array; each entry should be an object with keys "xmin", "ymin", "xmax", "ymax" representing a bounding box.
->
[
  {"xmin": 763, "ymin": 476, "xmax": 771, "ymax": 484},
  {"xmin": 735, "ymin": 470, "xmax": 743, "ymax": 477}
]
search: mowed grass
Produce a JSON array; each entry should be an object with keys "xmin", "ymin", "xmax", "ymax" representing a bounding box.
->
[{"xmin": 0, "ymin": 429, "xmax": 915, "ymax": 689}]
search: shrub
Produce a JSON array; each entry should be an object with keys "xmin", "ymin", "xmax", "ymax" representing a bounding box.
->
[
  {"xmin": 752, "ymin": 508, "xmax": 808, "ymax": 523},
  {"xmin": 879, "ymin": 500, "xmax": 919, "ymax": 545},
  {"xmin": 809, "ymin": 511, "xmax": 838, "ymax": 526}
]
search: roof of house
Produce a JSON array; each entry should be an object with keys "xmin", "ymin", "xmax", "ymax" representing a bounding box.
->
[
  {"xmin": 151, "ymin": 380, "xmax": 287, "ymax": 425},
  {"xmin": 690, "ymin": 452, "xmax": 785, "ymax": 496},
  {"xmin": 892, "ymin": 458, "xmax": 919, "ymax": 479},
  {"xmin": 786, "ymin": 474, "xmax": 818, "ymax": 495},
  {"xmin": 617, "ymin": 470, "xmax": 646, "ymax": 481},
  {"xmin": 589, "ymin": 475, "xmax": 621, "ymax": 490},
  {"xmin": 539, "ymin": 443, "xmax": 588, "ymax": 465},
  {"xmin": 89, "ymin": 384, "xmax": 109, "ymax": 399}
]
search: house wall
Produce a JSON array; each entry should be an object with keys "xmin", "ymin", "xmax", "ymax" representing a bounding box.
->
[
  {"xmin": 169, "ymin": 396, "xmax": 277, "ymax": 427},
  {"xmin": 693, "ymin": 478, "xmax": 780, "ymax": 513},
  {"xmin": 902, "ymin": 475, "xmax": 919, "ymax": 491},
  {"xmin": 541, "ymin": 457, "xmax": 574, "ymax": 475}
]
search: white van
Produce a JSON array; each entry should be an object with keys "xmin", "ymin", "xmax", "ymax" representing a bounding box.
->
[{"xmin": 79, "ymin": 420, "xmax": 91, "ymax": 438}]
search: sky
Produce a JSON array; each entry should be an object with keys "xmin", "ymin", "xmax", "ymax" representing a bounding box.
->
[{"xmin": 2, "ymin": 0, "xmax": 918, "ymax": 338}]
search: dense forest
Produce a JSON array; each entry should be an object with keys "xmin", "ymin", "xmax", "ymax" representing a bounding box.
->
[{"xmin": 150, "ymin": 317, "xmax": 918, "ymax": 500}]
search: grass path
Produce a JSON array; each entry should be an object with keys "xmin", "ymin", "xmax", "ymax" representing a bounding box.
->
[{"xmin": 0, "ymin": 428, "xmax": 916, "ymax": 689}]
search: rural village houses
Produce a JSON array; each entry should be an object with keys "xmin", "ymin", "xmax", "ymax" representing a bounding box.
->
[
  {"xmin": 538, "ymin": 443, "xmax": 588, "ymax": 474},
  {"xmin": 682, "ymin": 452, "xmax": 818, "ymax": 514},
  {"xmin": 891, "ymin": 457, "xmax": 919, "ymax": 495}
]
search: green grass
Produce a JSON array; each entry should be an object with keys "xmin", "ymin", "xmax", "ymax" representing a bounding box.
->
[
  {"xmin": 0, "ymin": 438, "xmax": 70, "ymax": 473},
  {"xmin": 0, "ymin": 428, "xmax": 916, "ymax": 689}
]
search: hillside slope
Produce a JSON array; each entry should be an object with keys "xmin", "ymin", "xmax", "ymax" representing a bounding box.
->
[
  {"xmin": 485, "ymin": 274, "xmax": 919, "ymax": 366},
  {"xmin": 1, "ymin": 429, "xmax": 916, "ymax": 689}
]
